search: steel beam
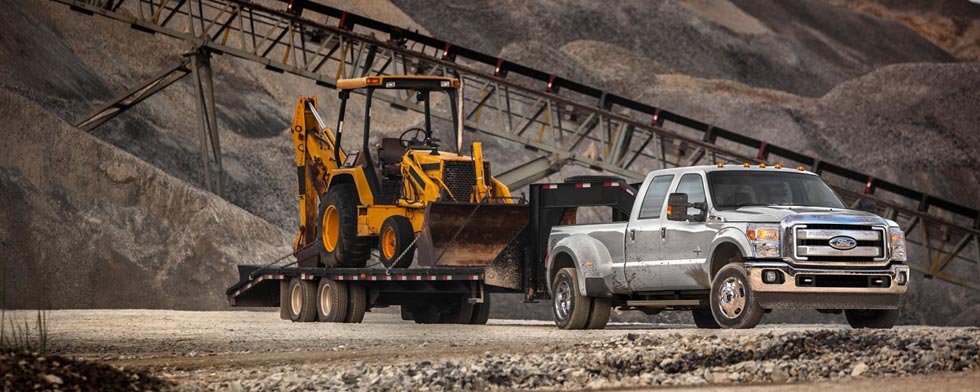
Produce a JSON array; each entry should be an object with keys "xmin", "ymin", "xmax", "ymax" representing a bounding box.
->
[
  {"xmin": 73, "ymin": 60, "xmax": 192, "ymax": 132},
  {"xmin": 497, "ymin": 155, "xmax": 568, "ymax": 190}
]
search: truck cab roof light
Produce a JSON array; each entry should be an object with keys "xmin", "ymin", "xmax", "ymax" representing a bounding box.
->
[
  {"xmin": 717, "ymin": 162, "xmax": 724, "ymax": 168},
  {"xmin": 798, "ymin": 165, "xmax": 805, "ymax": 171},
  {"xmin": 759, "ymin": 163, "xmax": 767, "ymax": 168},
  {"xmin": 743, "ymin": 162, "xmax": 751, "ymax": 167},
  {"xmin": 774, "ymin": 163, "xmax": 782, "ymax": 169}
]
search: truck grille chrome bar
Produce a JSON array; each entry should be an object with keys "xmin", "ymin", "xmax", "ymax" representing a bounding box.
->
[{"xmin": 792, "ymin": 224, "xmax": 888, "ymax": 265}]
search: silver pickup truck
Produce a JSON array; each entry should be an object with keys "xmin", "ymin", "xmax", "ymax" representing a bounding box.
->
[{"xmin": 546, "ymin": 164, "xmax": 910, "ymax": 329}]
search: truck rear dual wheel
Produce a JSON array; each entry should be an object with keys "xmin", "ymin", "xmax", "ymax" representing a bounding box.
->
[
  {"xmin": 317, "ymin": 184, "xmax": 371, "ymax": 268},
  {"xmin": 709, "ymin": 263, "xmax": 764, "ymax": 329},
  {"xmin": 844, "ymin": 309, "xmax": 898, "ymax": 329},
  {"xmin": 552, "ymin": 268, "xmax": 611, "ymax": 330}
]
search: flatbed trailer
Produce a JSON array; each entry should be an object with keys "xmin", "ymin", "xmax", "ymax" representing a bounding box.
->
[{"xmin": 225, "ymin": 178, "xmax": 638, "ymax": 324}]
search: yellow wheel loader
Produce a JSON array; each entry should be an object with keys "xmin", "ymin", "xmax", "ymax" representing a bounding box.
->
[{"xmin": 291, "ymin": 75, "xmax": 527, "ymax": 271}]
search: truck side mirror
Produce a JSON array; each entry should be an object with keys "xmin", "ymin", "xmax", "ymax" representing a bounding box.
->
[{"xmin": 667, "ymin": 193, "xmax": 689, "ymax": 221}]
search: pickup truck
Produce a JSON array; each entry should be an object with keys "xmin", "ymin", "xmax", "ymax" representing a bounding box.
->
[{"xmin": 546, "ymin": 164, "xmax": 910, "ymax": 329}]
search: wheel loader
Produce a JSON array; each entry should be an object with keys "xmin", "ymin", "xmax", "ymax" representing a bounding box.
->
[{"xmin": 291, "ymin": 75, "xmax": 527, "ymax": 272}]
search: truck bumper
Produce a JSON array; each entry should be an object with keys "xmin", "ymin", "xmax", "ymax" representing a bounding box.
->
[{"xmin": 744, "ymin": 261, "xmax": 909, "ymax": 310}]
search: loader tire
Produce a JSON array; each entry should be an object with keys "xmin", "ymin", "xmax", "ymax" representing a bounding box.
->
[
  {"xmin": 316, "ymin": 279, "xmax": 348, "ymax": 323},
  {"xmin": 379, "ymin": 215, "xmax": 416, "ymax": 268},
  {"xmin": 288, "ymin": 278, "xmax": 317, "ymax": 323},
  {"xmin": 345, "ymin": 284, "xmax": 368, "ymax": 323},
  {"xmin": 317, "ymin": 184, "xmax": 370, "ymax": 268},
  {"xmin": 552, "ymin": 268, "xmax": 591, "ymax": 330}
]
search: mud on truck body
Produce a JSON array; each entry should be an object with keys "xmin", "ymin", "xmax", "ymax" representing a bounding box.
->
[{"xmin": 545, "ymin": 164, "xmax": 910, "ymax": 329}]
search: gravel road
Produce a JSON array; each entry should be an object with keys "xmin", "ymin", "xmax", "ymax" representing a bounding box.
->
[{"xmin": 14, "ymin": 310, "xmax": 980, "ymax": 391}]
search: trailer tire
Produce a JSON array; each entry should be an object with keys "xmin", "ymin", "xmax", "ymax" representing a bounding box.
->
[
  {"xmin": 691, "ymin": 307, "xmax": 721, "ymax": 329},
  {"xmin": 408, "ymin": 306, "xmax": 441, "ymax": 324},
  {"xmin": 316, "ymin": 279, "xmax": 348, "ymax": 322},
  {"xmin": 469, "ymin": 293, "xmax": 491, "ymax": 325},
  {"xmin": 439, "ymin": 297, "xmax": 474, "ymax": 324},
  {"xmin": 288, "ymin": 278, "xmax": 317, "ymax": 323},
  {"xmin": 379, "ymin": 216, "xmax": 415, "ymax": 268},
  {"xmin": 552, "ymin": 268, "xmax": 591, "ymax": 330},
  {"xmin": 317, "ymin": 184, "xmax": 371, "ymax": 268},
  {"xmin": 345, "ymin": 284, "xmax": 368, "ymax": 323},
  {"xmin": 845, "ymin": 309, "xmax": 898, "ymax": 329},
  {"xmin": 585, "ymin": 297, "xmax": 611, "ymax": 329},
  {"xmin": 709, "ymin": 263, "xmax": 764, "ymax": 329}
]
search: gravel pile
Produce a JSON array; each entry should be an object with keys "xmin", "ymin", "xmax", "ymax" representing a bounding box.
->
[
  {"xmin": 189, "ymin": 328, "xmax": 979, "ymax": 391},
  {"xmin": 0, "ymin": 349, "xmax": 172, "ymax": 391}
]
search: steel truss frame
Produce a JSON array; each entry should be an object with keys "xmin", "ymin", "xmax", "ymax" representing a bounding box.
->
[{"xmin": 55, "ymin": 0, "xmax": 980, "ymax": 291}]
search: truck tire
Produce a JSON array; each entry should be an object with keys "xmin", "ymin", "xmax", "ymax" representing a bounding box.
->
[
  {"xmin": 288, "ymin": 278, "xmax": 317, "ymax": 322},
  {"xmin": 691, "ymin": 307, "xmax": 721, "ymax": 329},
  {"xmin": 585, "ymin": 297, "xmax": 611, "ymax": 329},
  {"xmin": 709, "ymin": 263, "xmax": 764, "ymax": 329},
  {"xmin": 345, "ymin": 284, "xmax": 368, "ymax": 323},
  {"xmin": 552, "ymin": 268, "xmax": 592, "ymax": 330},
  {"xmin": 316, "ymin": 279, "xmax": 348, "ymax": 322},
  {"xmin": 317, "ymin": 184, "xmax": 371, "ymax": 268},
  {"xmin": 379, "ymin": 216, "xmax": 415, "ymax": 268},
  {"xmin": 469, "ymin": 294, "xmax": 491, "ymax": 325},
  {"xmin": 845, "ymin": 309, "xmax": 898, "ymax": 329}
]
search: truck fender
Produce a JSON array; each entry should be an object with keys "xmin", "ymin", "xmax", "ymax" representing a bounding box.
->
[
  {"xmin": 706, "ymin": 228, "xmax": 753, "ymax": 279},
  {"xmin": 546, "ymin": 235, "xmax": 615, "ymax": 298}
]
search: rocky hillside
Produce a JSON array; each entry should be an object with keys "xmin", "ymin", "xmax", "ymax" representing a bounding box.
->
[{"xmin": 1, "ymin": 0, "xmax": 978, "ymax": 325}]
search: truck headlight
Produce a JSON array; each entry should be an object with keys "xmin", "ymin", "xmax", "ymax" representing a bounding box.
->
[
  {"xmin": 889, "ymin": 227, "xmax": 907, "ymax": 262},
  {"xmin": 747, "ymin": 224, "xmax": 781, "ymax": 258}
]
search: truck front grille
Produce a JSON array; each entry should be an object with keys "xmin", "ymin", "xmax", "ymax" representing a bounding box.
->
[
  {"xmin": 793, "ymin": 224, "xmax": 886, "ymax": 263},
  {"xmin": 442, "ymin": 161, "xmax": 477, "ymax": 202}
]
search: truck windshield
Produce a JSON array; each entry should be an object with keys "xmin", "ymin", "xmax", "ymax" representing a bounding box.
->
[{"xmin": 707, "ymin": 171, "xmax": 845, "ymax": 210}]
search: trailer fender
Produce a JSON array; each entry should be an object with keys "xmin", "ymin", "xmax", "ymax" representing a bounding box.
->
[{"xmin": 547, "ymin": 235, "xmax": 615, "ymax": 298}]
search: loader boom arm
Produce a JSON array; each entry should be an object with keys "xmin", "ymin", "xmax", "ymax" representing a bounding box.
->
[{"xmin": 291, "ymin": 96, "xmax": 345, "ymax": 251}]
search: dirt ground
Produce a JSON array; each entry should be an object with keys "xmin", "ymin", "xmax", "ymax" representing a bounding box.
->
[{"xmin": 11, "ymin": 309, "xmax": 977, "ymax": 391}]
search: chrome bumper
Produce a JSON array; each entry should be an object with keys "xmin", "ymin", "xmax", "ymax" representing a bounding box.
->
[{"xmin": 744, "ymin": 261, "xmax": 909, "ymax": 309}]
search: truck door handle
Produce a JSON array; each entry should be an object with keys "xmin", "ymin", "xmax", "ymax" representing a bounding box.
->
[
  {"xmin": 660, "ymin": 227, "xmax": 666, "ymax": 238},
  {"xmin": 629, "ymin": 229, "xmax": 635, "ymax": 241}
]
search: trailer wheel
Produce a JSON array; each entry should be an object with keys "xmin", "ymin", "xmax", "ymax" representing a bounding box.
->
[
  {"xmin": 379, "ymin": 216, "xmax": 415, "ymax": 268},
  {"xmin": 844, "ymin": 309, "xmax": 898, "ymax": 329},
  {"xmin": 552, "ymin": 268, "xmax": 591, "ymax": 330},
  {"xmin": 407, "ymin": 306, "xmax": 441, "ymax": 324},
  {"xmin": 709, "ymin": 263, "xmax": 764, "ymax": 329},
  {"xmin": 345, "ymin": 284, "xmax": 368, "ymax": 323},
  {"xmin": 585, "ymin": 297, "xmax": 611, "ymax": 329},
  {"xmin": 317, "ymin": 184, "xmax": 370, "ymax": 268},
  {"xmin": 288, "ymin": 278, "xmax": 317, "ymax": 322},
  {"xmin": 439, "ymin": 297, "xmax": 475, "ymax": 324},
  {"xmin": 469, "ymin": 294, "xmax": 491, "ymax": 325},
  {"xmin": 316, "ymin": 279, "xmax": 348, "ymax": 322}
]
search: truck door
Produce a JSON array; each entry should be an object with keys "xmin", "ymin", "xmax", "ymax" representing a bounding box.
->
[
  {"xmin": 660, "ymin": 172, "xmax": 716, "ymax": 290},
  {"xmin": 623, "ymin": 174, "xmax": 674, "ymax": 291}
]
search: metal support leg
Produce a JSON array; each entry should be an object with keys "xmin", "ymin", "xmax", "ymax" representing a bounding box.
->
[
  {"xmin": 189, "ymin": 50, "xmax": 223, "ymax": 196},
  {"xmin": 73, "ymin": 60, "xmax": 192, "ymax": 132}
]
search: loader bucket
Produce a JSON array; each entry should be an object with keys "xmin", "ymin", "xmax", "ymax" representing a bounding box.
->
[{"xmin": 416, "ymin": 202, "xmax": 529, "ymax": 269}]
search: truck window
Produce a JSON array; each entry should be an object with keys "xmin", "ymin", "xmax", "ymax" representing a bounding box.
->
[
  {"xmin": 676, "ymin": 173, "xmax": 706, "ymax": 216},
  {"xmin": 638, "ymin": 175, "xmax": 674, "ymax": 219},
  {"xmin": 707, "ymin": 171, "xmax": 845, "ymax": 210}
]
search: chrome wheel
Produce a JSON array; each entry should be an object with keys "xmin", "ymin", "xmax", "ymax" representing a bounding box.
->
[
  {"xmin": 717, "ymin": 276, "xmax": 746, "ymax": 319},
  {"xmin": 554, "ymin": 280, "xmax": 572, "ymax": 321}
]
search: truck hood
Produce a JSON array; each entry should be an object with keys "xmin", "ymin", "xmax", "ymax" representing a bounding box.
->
[{"xmin": 716, "ymin": 206, "xmax": 889, "ymax": 226}]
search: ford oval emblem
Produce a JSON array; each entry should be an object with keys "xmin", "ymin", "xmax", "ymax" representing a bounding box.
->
[{"xmin": 828, "ymin": 236, "xmax": 858, "ymax": 250}]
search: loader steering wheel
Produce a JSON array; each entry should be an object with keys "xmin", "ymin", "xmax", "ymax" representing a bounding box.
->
[{"xmin": 399, "ymin": 128, "xmax": 429, "ymax": 148}]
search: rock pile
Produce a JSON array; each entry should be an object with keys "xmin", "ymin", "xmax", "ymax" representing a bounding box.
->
[
  {"xmin": 191, "ymin": 328, "xmax": 980, "ymax": 391},
  {"xmin": 0, "ymin": 349, "xmax": 172, "ymax": 391}
]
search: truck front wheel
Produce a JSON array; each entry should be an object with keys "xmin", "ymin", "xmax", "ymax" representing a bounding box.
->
[
  {"xmin": 845, "ymin": 309, "xmax": 898, "ymax": 329},
  {"xmin": 709, "ymin": 263, "xmax": 764, "ymax": 329},
  {"xmin": 552, "ymin": 268, "xmax": 592, "ymax": 330}
]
